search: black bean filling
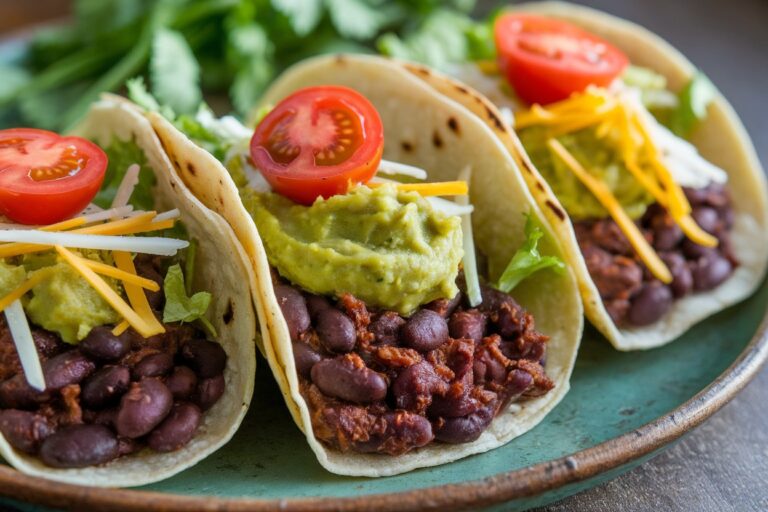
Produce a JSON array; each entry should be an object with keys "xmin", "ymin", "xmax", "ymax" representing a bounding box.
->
[
  {"xmin": 280, "ymin": 277, "xmax": 554, "ymax": 456},
  {"xmin": 0, "ymin": 255, "xmax": 227, "ymax": 468},
  {"xmin": 575, "ymin": 184, "xmax": 737, "ymax": 326}
]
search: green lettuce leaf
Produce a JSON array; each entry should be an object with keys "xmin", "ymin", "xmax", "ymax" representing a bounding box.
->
[
  {"xmin": 669, "ymin": 71, "xmax": 716, "ymax": 138},
  {"xmin": 496, "ymin": 214, "xmax": 565, "ymax": 293},
  {"xmin": 163, "ymin": 263, "xmax": 216, "ymax": 336},
  {"xmin": 94, "ymin": 138, "xmax": 157, "ymax": 211}
]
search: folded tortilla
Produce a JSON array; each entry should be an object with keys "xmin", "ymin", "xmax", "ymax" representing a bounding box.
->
[
  {"xmin": 146, "ymin": 54, "xmax": 583, "ymax": 476},
  {"xmin": 399, "ymin": 1, "xmax": 768, "ymax": 351},
  {"xmin": 0, "ymin": 97, "xmax": 257, "ymax": 487}
]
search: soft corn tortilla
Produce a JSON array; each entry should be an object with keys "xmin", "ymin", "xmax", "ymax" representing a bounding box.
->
[
  {"xmin": 147, "ymin": 54, "xmax": 583, "ymax": 476},
  {"xmin": 401, "ymin": 1, "xmax": 768, "ymax": 351},
  {"xmin": 0, "ymin": 97, "xmax": 257, "ymax": 487}
]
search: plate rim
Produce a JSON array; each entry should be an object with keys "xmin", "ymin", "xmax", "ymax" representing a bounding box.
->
[{"xmin": 0, "ymin": 306, "xmax": 765, "ymax": 512}]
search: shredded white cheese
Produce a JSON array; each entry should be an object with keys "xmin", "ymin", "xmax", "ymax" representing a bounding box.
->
[
  {"xmin": 457, "ymin": 166, "xmax": 482, "ymax": 308},
  {"xmin": 153, "ymin": 209, "xmax": 181, "ymax": 222},
  {"xmin": 82, "ymin": 205, "xmax": 134, "ymax": 224},
  {"xmin": 426, "ymin": 197, "xmax": 474, "ymax": 216},
  {"xmin": 110, "ymin": 164, "xmax": 141, "ymax": 211},
  {"xmin": 0, "ymin": 231, "xmax": 188, "ymax": 256},
  {"xmin": 377, "ymin": 160, "xmax": 428, "ymax": 180},
  {"xmin": 5, "ymin": 300, "xmax": 45, "ymax": 391}
]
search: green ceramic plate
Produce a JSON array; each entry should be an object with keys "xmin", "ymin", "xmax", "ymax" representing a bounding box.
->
[{"xmin": 1, "ymin": 29, "xmax": 768, "ymax": 512}]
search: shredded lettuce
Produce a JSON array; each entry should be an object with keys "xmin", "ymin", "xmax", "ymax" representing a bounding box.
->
[
  {"xmin": 496, "ymin": 214, "xmax": 565, "ymax": 293},
  {"xmin": 669, "ymin": 71, "xmax": 716, "ymax": 137},
  {"xmin": 94, "ymin": 137, "xmax": 157, "ymax": 211},
  {"xmin": 163, "ymin": 263, "xmax": 216, "ymax": 337}
]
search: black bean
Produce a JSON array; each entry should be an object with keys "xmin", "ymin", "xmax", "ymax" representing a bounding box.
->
[
  {"xmin": 682, "ymin": 239, "xmax": 715, "ymax": 260},
  {"xmin": 479, "ymin": 285, "xmax": 519, "ymax": 313},
  {"xmin": 627, "ymin": 282, "xmax": 673, "ymax": 326},
  {"xmin": 369, "ymin": 312, "xmax": 405, "ymax": 346},
  {"xmin": 316, "ymin": 308, "xmax": 356, "ymax": 353},
  {"xmin": 148, "ymin": 402, "xmax": 202, "ymax": 452},
  {"xmin": 473, "ymin": 354, "xmax": 507, "ymax": 385},
  {"xmin": 428, "ymin": 384, "xmax": 479, "ymax": 418},
  {"xmin": 43, "ymin": 351, "xmax": 96, "ymax": 391},
  {"xmin": 118, "ymin": 436, "xmax": 140, "ymax": 456},
  {"xmin": 194, "ymin": 374, "xmax": 226, "ymax": 411},
  {"xmin": 311, "ymin": 355, "xmax": 387, "ymax": 404},
  {"xmin": 661, "ymin": 253, "xmax": 693, "ymax": 298},
  {"xmin": 181, "ymin": 340, "xmax": 227, "ymax": 379},
  {"xmin": 0, "ymin": 410, "xmax": 53, "ymax": 454},
  {"xmin": 292, "ymin": 342, "xmax": 323, "ymax": 378},
  {"xmin": 80, "ymin": 326, "xmax": 131, "ymax": 361},
  {"xmin": 141, "ymin": 266, "xmax": 165, "ymax": 311},
  {"xmin": 449, "ymin": 310, "xmax": 486, "ymax": 343},
  {"xmin": 692, "ymin": 253, "xmax": 733, "ymax": 291},
  {"xmin": 133, "ymin": 353, "xmax": 174, "ymax": 379},
  {"xmin": 401, "ymin": 310, "xmax": 449, "ymax": 352},
  {"xmin": 275, "ymin": 284, "xmax": 310, "ymax": 341},
  {"xmin": 166, "ymin": 366, "xmax": 198, "ymax": 400},
  {"xmin": 81, "ymin": 366, "xmax": 131, "ymax": 409},
  {"xmin": 434, "ymin": 403, "xmax": 495, "ymax": 444},
  {"xmin": 0, "ymin": 374, "xmax": 45, "ymax": 409},
  {"xmin": 392, "ymin": 362, "xmax": 447, "ymax": 412},
  {"xmin": 305, "ymin": 294, "xmax": 332, "ymax": 321},
  {"xmin": 425, "ymin": 293, "xmax": 462, "ymax": 318},
  {"xmin": 39, "ymin": 425, "xmax": 119, "ymax": 468},
  {"xmin": 507, "ymin": 369, "xmax": 535, "ymax": 397},
  {"xmin": 692, "ymin": 207, "xmax": 720, "ymax": 234},
  {"xmin": 115, "ymin": 378, "xmax": 173, "ymax": 438},
  {"xmin": 495, "ymin": 302, "xmax": 526, "ymax": 339},
  {"xmin": 651, "ymin": 216, "xmax": 684, "ymax": 251}
]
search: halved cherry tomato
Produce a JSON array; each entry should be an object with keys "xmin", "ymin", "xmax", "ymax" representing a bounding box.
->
[
  {"xmin": 0, "ymin": 129, "xmax": 108, "ymax": 225},
  {"xmin": 494, "ymin": 13, "xmax": 629, "ymax": 105},
  {"xmin": 250, "ymin": 86, "xmax": 384, "ymax": 205}
]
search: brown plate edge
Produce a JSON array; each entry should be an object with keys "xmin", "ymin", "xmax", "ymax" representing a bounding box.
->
[{"xmin": 0, "ymin": 308, "xmax": 765, "ymax": 512}]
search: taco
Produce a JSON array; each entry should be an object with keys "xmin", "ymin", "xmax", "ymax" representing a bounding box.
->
[
  {"xmin": 0, "ymin": 96, "xmax": 256, "ymax": 486},
  {"xmin": 142, "ymin": 54, "xmax": 583, "ymax": 476},
  {"xmin": 398, "ymin": 1, "xmax": 768, "ymax": 350}
]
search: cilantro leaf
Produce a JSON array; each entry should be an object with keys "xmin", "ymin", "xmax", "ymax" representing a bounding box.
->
[
  {"xmin": 669, "ymin": 71, "xmax": 717, "ymax": 138},
  {"xmin": 163, "ymin": 263, "xmax": 216, "ymax": 336},
  {"xmin": 0, "ymin": 65, "xmax": 30, "ymax": 104},
  {"xmin": 377, "ymin": 10, "xmax": 472, "ymax": 69},
  {"xmin": 227, "ymin": 22, "xmax": 274, "ymax": 114},
  {"xmin": 326, "ymin": 0, "xmax": 388, "ymax": 40},
  {"xmin": 496, "ymin": 214, "xmax": 565, "ymax": 293},
  {"xmin": 150, "ymin": 28, "xmax": 202, "ymax": 115},
  {"xmin": 271, "ymin": 0, "xmax": 324, "ymax": 36}
]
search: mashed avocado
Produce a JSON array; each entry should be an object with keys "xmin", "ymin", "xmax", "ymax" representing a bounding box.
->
[
  {"xmin": 1, "ymin": 254, "xmax": 120, "ymax": 344},
  {"xmin": 242, "ymin": 184, "xmax": 463, "ymax": 315},
  {"xmin": 519, "ymin": 126, "xmax": 655, "ymax": 220}
]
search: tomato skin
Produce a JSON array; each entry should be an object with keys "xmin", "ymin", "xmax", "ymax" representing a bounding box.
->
[
  {"xmin": 0, "ymin": 128, "xmax": 108, "ymax": 225},
  {"xmin": 250, "ymin": 86, "xmax": 384, "ymax": 205},
  {"xmin": 494, "ymin": 13, "xmax": 629, "ymax": 105}
]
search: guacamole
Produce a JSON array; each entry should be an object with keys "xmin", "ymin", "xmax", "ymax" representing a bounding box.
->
[
  {"xmin": 519, "ymin": 126, "xmax": 655, "ymax": 220},
  {"xmin": 1, "ymin": 255, "xmax": 120, "ymax": 344},
  {"xmin": 242, "ymin": 184, "xmax": 463, "ymax": 315}
]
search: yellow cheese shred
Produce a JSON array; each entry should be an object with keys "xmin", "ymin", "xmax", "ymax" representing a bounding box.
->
[
  {"xmin": 113, "ymin": 251, "xmax": 165, "ymax": 337},
  {"xmin": 112, "ymin": 320, "xmax": 130, "ymax": 336},
  {"xmin": 82, "ymin": 258, "xmax": 161, "ymax": 291},
  {"xmin": 368, "ymin": 181, "xmax": 469, "ymax": 196},
  {"xmin": 0, "ymin": 269, "xmax": 54, "ymax": 313},
  {"xmin": 547, "ymin": 139, "xmax": 673, "ymax": 284},
  {"xmin": 54, "ymin": 246, "xmax": 156, "ymax": 338}
]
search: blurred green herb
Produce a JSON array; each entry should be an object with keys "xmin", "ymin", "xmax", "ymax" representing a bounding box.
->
[{"xmin": 1, "ymin": 0, "xmax": 491, "ymax": 131}]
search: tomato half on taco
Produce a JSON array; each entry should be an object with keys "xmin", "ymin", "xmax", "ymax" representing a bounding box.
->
[
  {"xmin": 140, "ymin": 55, "xmax": 583, "ymax": 476},
  {"xmin": 399, "ymin": 2, "xmax": 768, "ymax": 350},
  {"xmin": 0, "ymin": 97, "xmax": 255, "ymax": 486}
]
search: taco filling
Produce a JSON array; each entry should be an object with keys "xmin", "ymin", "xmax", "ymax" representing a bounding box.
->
[
  {"xmin": 151, "ymin": 84, "xmax": 563, "ymax": 455},
  {"xmin": 456, "ymin": 13, "xmax": 737, "ymax": 327},
  {"xmin": 0, "ymin": 130, "xmax": 228, "ymax": 469}
]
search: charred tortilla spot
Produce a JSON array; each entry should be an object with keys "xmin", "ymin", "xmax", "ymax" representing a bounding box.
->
[
  {"xmin": 484, "ymin": 105, "xmax": 505, "ymax": 131},
  {"xmin": 401, "ymin": 141, "xmax": 414, "ymax": 152},
  {"xmin": 432, "ymin": 131, "xmax": 443, "ymax": 148},
  {"xmin": 223, "ymin": 301, "xmax": 234, "ymax": 325},
  {"xmin": 454, "ymin": 84, "xmax": 469, "ymax": 95},
  {"xmin": 520, "ymin": 159, "xmax": 535, "ymax": 174},
  {"xmin": 536, "ymin": 181, "xmax": 545, "ymax": 192},
  {"xmin": 447, "ymin": 117, "xmax": 460, "ymax": 134},
  {"xmin": 545, "ymin": 200, "xmax": 566, "ymax": 221},
  {"xmin": 186, "ymin": 162, "xmax": 197, "ymax": 176}
]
